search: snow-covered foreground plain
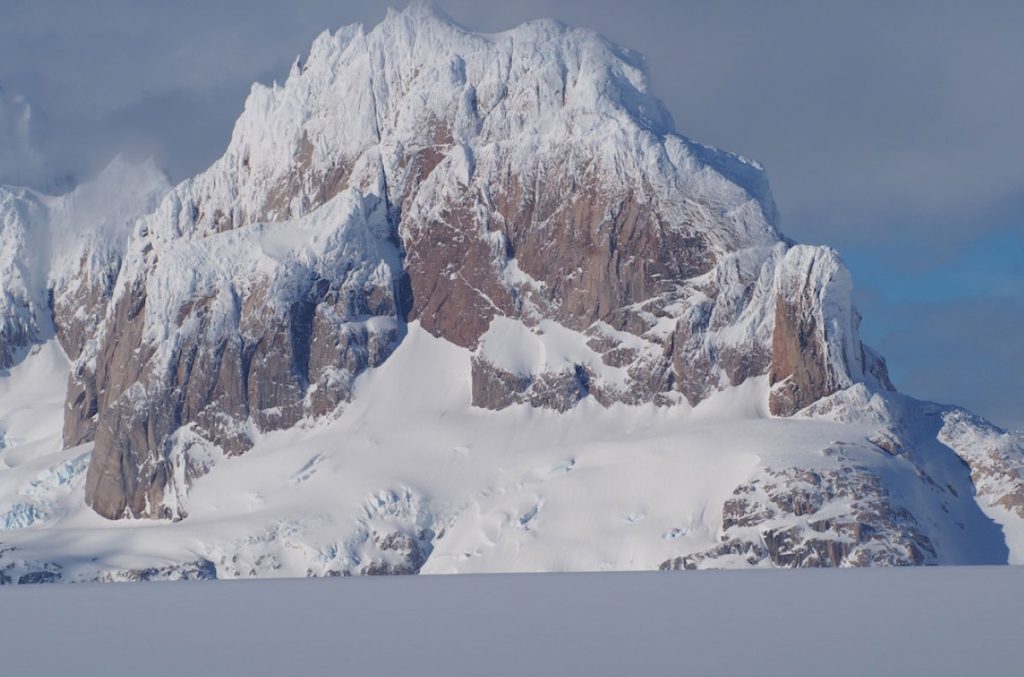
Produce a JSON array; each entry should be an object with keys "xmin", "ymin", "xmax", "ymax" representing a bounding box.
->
[{"xmin": 2, "ymin": 566, "xmax": 1021, "ymax": 676}]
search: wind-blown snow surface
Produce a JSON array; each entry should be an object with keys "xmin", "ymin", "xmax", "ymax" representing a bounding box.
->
[
  {"xmin": 0, "ymin": 323, "xmax": 1013, "ymax": 581},
  {"xmin": 2, "ymin": 567, "xmax": 1022, "ymax": 677}
]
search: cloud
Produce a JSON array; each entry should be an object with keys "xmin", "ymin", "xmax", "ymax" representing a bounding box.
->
[
  {"xmin": 850, "ymin": 231, "xmax": 1024, "ymax": 432},
  {"xmin": 0, "ymin": 0, "xmax": 390, "ymax": 185},
  {"xmin": 876, "ymin": 296, "xmax": 1024, "ymax": 433},
  {"xmin": 0, "ymin": 86, "xmax": 45, "ymax": 186}
]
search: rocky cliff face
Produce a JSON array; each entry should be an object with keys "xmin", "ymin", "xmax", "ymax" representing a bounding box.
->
[
  {"xmin": 69, "ymin": 5, "xmax": 884, "ymax": 519},
  {"xmin": 2, "ymin": 4, "xmax": 1021, "ymax": 578},
  {"xmin": 84, "ymin": 190, "xmax": 405, "ymax": 519}
]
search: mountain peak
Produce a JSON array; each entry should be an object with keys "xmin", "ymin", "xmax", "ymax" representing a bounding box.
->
[
  {"xmin": 220, "ymin": 3, "xmax": 767, "ymax": 246},
  {"xmin": 3, "ymin": 7, "xmax": 1022, "ymax": 582},
  {"xmin": 384, "ymin": 0, "xmax": 456, "ymax": 25}
]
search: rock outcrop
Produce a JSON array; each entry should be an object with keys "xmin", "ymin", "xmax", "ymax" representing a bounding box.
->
[
  {"xmin": 939, "ymin": 411, "xmax": 1024, "ymax": 519},
  {"xmin": 767, "ymin": 246, "xmax": 865, "ymax": 416},
  {"xmin": 84, "ymin": 191, "xmax": 405, "ymax": 519},
  {"xmin": 662, "ymin": 461, "xmax": 936, "ymax": 570}
]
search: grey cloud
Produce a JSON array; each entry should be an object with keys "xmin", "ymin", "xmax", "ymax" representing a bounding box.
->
[
  {"xmin": 0, "ymin": 86, "xmax": 45, "ymax": 186},
  {"xmin": 876, "ymin": 297, "xmax": 1024, "ymax": 433}
]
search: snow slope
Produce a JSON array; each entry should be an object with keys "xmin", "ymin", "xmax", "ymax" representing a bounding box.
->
[{"xmin": 0, "ymin": 323, "xmax": 1011, "ymax": 582}]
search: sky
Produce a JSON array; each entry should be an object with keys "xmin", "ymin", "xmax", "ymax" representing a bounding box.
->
[{"xmin": 0, "ymin": 0, "xmax": 1020, "ymax": 430}]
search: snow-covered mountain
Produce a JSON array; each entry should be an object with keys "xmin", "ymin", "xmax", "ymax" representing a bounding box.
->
[{"xmin": 1, "ymin": 3, "xmax": 1022, "ymax": 583}]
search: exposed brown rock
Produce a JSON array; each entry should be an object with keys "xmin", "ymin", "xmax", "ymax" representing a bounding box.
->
[
  {"xmin": 100, "ymin": 559, "xmax": 217, "ymax": 583},
  {"xmin": 671, "ymin": 464, "xmax": 936, "ymax": 569},
  {"xmin": 404, "ymin": 201, "xmax": 515, "ymax": 349},
  {"xmin": 470, "ymin": 356, "xmax": 593, "ymax": 412},
  {"xmin": 84, "ymin": 259, "xmax": 402, "ymax": 519},
  {"xmin": 50, "ymin": 256, "xmax": 123, "ymax": 447},
  {"xmin": 360, "ymin": 529, "xmax": 433, "ymax": 576},
  {"xmin": 660, "ymin": 540, "xmax": 769, "ymax": 571},
  {"xmin": 768, "ymin": 291, "xmax": 832, "ymax": 416},
  {"xmin": 260, "ymin": 132, "xmax": 353, "ymax": 223}
]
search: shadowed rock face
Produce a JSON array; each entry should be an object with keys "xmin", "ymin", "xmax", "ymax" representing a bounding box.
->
[
  {"xmin": 84, "ymin": 245, "xmax": 404, "ymax": 519},
  {"xmin": 769, "ymin": 291, "xmax": 832, "ymax": 416},
  {"xmin": 54, "ymin": 257, "xmax": 122, "ymax": 448},
  {"xmin": 80, "ymin": 145, "xmax": 409, "ymax": 519}
]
